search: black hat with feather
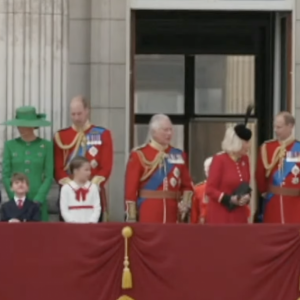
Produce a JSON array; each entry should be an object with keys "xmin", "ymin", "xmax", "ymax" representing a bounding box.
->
[{"xmin": 234, "ymin": 104, "xmax": 254, "ymax": 141}]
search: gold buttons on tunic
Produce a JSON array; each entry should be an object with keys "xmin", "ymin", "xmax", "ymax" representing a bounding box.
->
[
  {"xmin": 26, "ymin": 151, "xmax": 30, "ymax": 155},
  {"xmin": 236, "ymin": 162, "xmax": 243, "ymax": 182},
  {"xmin": 25, "ymin": 169, "xmax": 29, "ymax": 173},
  {"xmin": 25, "ymin": 160, "xmax": 30, "ymax": 164}
]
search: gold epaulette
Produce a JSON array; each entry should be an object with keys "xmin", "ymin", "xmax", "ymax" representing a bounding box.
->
[
  {"xmin": 261, "ymin": 139, "xmax": 285, "ymax": 177},
  {"xmin": 263, "ymin": 139, "xmax": 276, "ymax": 145},
  {"xmin": 131, "ymin": 143, "xmax": 147, "ymax": 152},
  {"xmin": 54, "ymin": 129, "xmax": 86, "ymax": 170},
  {"xmin": 135, "ymin": 149, "xmax": 165, "ymax": 182}
]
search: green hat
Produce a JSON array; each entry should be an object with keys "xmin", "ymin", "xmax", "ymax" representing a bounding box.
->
[{"xmin": 2, "ymin": 106, "xmax": 51, "ymax": 127}]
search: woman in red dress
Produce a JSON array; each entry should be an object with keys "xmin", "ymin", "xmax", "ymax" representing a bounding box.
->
[{"xmin": 206, "ymin": 106, "xmax": 253, "ymax": 224}]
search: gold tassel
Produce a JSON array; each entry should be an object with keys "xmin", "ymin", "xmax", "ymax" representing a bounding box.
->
[
  {"xmin": 121, "ymin": 226, "xmax": 133, "ymax": 289},
  {"xmin": 117, "ymin": 296, "xmax": 135, "ymax": 300}
]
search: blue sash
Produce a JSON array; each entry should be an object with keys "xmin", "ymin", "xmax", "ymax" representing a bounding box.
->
[
  {"xmin": 137, "ymin": 147, "xmax": 183, "ymax": 209},
  {"xmin": 66, "ymin": 127, "xmax": 106, "ymax": 174},
  {"xmin": 263, "ymin": 141, "xmax": 300, "ymax": 213}
]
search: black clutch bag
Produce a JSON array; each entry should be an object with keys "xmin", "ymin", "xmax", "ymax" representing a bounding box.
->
[{"xmin": 233, "ymin": 182, "xmax": 252, "ymax": 199}]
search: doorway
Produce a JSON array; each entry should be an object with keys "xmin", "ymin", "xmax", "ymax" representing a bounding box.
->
[{"xmin": 130, "ymin": 10, "xmax": 290, "ymax": 216}]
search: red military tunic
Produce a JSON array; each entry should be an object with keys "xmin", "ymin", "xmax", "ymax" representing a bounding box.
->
[
  {"xmin": 256, "ymin": 138, "xmax": 300, "ymax": 223},
  {"xmin": 191, "ymin": 182, "xmax": 207, "ymax": 224},
  {"xmin": 205, "ymin": 152, "xmax": 250, "ymax": 224},
  {"xmin": 125, "ymin": 140, "xmax": 193, "ymax": 223},
  {"xmin": 53, "ymin": 122, "xmax": 113, "ymax": 220}
]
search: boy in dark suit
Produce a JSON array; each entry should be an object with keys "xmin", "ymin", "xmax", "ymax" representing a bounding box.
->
[{"xmin": 1, "ymin": 173, "xmax": 41, "ymax": 222}]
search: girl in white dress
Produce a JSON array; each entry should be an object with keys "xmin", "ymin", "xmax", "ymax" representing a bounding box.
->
[{"xmin": 60, "ymin": 156, "xmax": 101, "ymax": 223}]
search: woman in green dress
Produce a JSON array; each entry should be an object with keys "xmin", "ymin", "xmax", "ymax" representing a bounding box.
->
[{"xmin": 2, "ymin": 106, "xmax": 53, "ymax": 221}]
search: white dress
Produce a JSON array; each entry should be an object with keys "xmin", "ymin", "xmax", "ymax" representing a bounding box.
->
[{"xmin": 60, "ymin": 180, "xmax": 101, "ymax": 223}]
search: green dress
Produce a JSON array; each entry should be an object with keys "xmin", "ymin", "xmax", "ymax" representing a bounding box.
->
[{"xmin": 2, "ymin": 137, "xmax": 54, "ymax": 221}]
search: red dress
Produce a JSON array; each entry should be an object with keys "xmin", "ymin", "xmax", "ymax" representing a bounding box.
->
[
  {"xmin": 191, "ymin": 182, "xmax": 207, "ymax": 224},
  {"xmin": 256, "ymin": 138, "xmax": 300, "ymax": 223},
  {"xmin": 125, "ymin": 141, "xmax": 193, "ymax": 223},
  {"xmin": 54, "ymin": 123, "xmax": 113, "ymax": 217},
  {"xmin": 205, "ymin": 152, "xmax": 250, "ymax": 224}
]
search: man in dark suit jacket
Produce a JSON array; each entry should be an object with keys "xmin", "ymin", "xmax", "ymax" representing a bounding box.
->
[
  {"xmin": 1, "ymin": 172, "xmax": 41, "ymax": 222},
  {"xmin": 1, "ymin": 198, "xmax": 41, "ymax": 222}
]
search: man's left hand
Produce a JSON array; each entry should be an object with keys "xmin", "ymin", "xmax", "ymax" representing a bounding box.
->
[{"xmin": 178, "ymin": 201, "xmax": 189, "ymax": 214}]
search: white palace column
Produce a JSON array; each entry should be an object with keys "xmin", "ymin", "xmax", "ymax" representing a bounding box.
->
[
  {"xmin": 0, "ymin": 0, "xmax": 68, "ymax": 209},
  {"xmin": 225, "ymin": 55, "xmax": 257, "ymax": 220},
  {"xmin": 0, "ymin": 0, "xmax": 68, "ymax": 142},
  {"xmin": 225, "ymin": 56, "xmax": 255, "ymax": 113}
]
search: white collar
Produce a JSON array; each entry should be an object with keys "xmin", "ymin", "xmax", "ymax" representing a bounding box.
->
[
  {"xmin": 69, "ymin": 180, "xmax": 91, "ymax": 190},
  {"xmin": 14, "ymin": 196, "xmax": 26, "ymax": 203}
]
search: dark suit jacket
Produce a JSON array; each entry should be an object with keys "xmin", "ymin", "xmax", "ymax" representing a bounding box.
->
[{"xmin": 1, "ymin": 198, "xmax": 41, "ymax": 222}]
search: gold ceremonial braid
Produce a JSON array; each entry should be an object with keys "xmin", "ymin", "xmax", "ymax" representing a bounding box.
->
[
  {"xmin": 136, "ymin": 150, "xmax": 166, "ymax": 182},
  {"xmin": 261, "ymin": 139, "xmax": 294, "ymax": 177},
  {"xmin": 261, "ymin": 144, "xmax": 282, "ymax": 177},
  {"xmin": 54, "ymin": 131, "xmax": 82, "ymax": 150},
  {"xmin": 54, "ymin": 131, "xmax": 86, "ymax": 170}
]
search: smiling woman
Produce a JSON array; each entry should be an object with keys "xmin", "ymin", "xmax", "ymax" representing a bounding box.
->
[{"xmin": 1, "ymin": 106, "xmax": 54, "ymax": 222}]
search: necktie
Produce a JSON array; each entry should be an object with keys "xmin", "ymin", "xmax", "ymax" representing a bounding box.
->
[
  {"xmin": 17, "ymin": 199, "xmax": 23, "ymax": 209},
  {"xmin": 75, "ymin": 188, "xmax": 88, "ymax": 201}
]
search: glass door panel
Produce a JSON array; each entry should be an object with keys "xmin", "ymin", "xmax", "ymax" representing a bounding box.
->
[
  {"xmin": 189, "ymin": 119, "xmax": 257, "ymax": 222},
  {"xmin": 194, "ymin": 55, "xmax": 255, "ymax": 115},
  {"xmin": 135, "ymin": 55, "xmax": 185, "ymax": 114}
]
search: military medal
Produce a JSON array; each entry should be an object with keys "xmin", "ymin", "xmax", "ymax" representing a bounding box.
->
[
  {"xmin": 291, "ymin": 165, "xmax": 300, "ymax": 184},
  {"xmin": 173, "ymin": 167, "xmax": 180, "ymax": 178},
  {"xmin": 175, "ymin": 154, "xmax": 184, "ymax": 164},
  {"xmin": 286, "ymin": 151, "xmax": 300, "ymax": 162},
  {"xmin": 89, "ymin": 146, "xmax": 98, "ymax": 157},
  {"xmin": 168, "ymin": 154, "xmax": 175, "ymax": 163},
  {"xmin": 170, "ymin": 177, "xmax": 177, "ymax": 187},
  {"xmin": 97, "ymin": 134, "xmax": 102, "ymax": 145},
  {"xmin": 90, "ymin": 159, "xmax": 98, "ymax": 168}
]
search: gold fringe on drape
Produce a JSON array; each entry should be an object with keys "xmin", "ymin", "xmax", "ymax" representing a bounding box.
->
[{"xmin": 121, "ymin": 226, "xmax": 133, "ymax": 289}]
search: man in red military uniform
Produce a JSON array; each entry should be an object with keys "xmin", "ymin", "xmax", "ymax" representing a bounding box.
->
[
  {"xmin": 125, "ymin": 114, "xmax": 193, "ymax": 223},
  {"xmin": 54, "ymin": 96, "xmax": 113, "ymax": 221},
  {"xmin": 191, "ymin": 157, "xmax": 212, "ymax": 224},
  {"xmin": 256, "ymin": 112, "xmax": 300, "ymax": 223}
]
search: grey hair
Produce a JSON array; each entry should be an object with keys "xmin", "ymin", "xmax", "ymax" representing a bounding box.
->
[
  {"xmin": 146, "ymin": 114, "xmax": 171, "ymax": 141},
  {"xmin": 221, "ymin": 126, "xmax": 243, "ymax": 153}
]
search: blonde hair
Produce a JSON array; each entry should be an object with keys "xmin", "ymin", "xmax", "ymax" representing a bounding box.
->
[{"xmin": 221, "ymin": 126, "xmax": 243, "ymax": 153}]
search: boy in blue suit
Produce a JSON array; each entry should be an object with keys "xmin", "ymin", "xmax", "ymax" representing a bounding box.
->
[{"xmin": 1, "ymin": 173, "xmax": 41, "ymax": 222}]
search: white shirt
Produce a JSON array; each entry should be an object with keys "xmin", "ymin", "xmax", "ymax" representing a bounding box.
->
[
  {"xmin": 14, "ymin": 196, "xmax": 26, "ymax": 206},
  {"xmin": 60, "ymin": 181, "xmax": 101, "ymax": 223}
]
